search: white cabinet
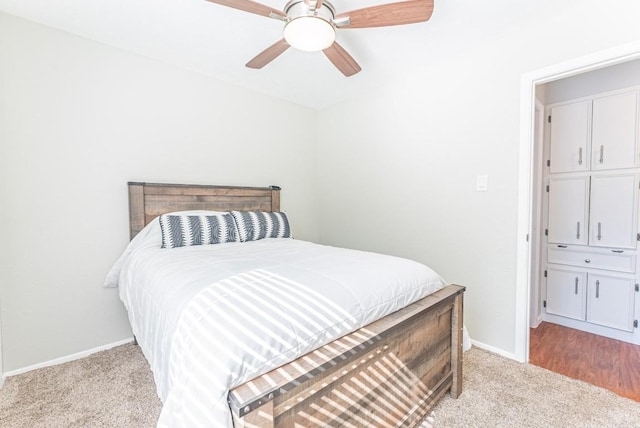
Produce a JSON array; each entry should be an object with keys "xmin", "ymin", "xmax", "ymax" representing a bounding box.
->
[
  {"xmin": 548, "ymin": 91, "xmax": 639, "ymax": 173},
  {"xmin": 592, "ymin": 92, "xmax": 639, "ymax": 171},
  {"xmin": 547, "ymin": 266, "xmax": 636, "ymax": 332},
  {"xmin": 546, "ymin": 266, "xmax": 586, "ymax": 321},
  {"xmin": 586, "ymin": 273, "xmax": 636, "ymax": 332},
  {"xmin": 589, "ymin": 174, "xmax": 637, "ymax": 249},
  {"xmin": 549, "ymin": 101, "xmax": 591, "ymax": 173},
  {"xmin": 547, "ymin": 173, "xmax": 637, "ymax": 249},
  {"xmin": 542, "ymin": 87, "xmax": 640, "ymax": 343},
  {"xmin": 547, "ymin": 176, "xmax": 589, "ymax": 246}
]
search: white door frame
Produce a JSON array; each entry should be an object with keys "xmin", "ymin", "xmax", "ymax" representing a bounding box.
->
[
  {"xmin": 529, "ymin": 99, "xmax": 544, "ymax": 329},
  {"xmin": 515, "ymin": 41, "xmax": 640, "ymax": 363}
]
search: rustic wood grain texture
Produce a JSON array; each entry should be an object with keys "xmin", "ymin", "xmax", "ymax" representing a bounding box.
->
[
  {"xmin": 230, "ymin": 285, "xmax": 464, "ymax": 427},
  {"xmin": 450, "ymin": 291, "xmax": 464, "ymax": 398},
  {"xmin": 232, "ymin": 401, "xmax": 275, "ymax": 428},
  {"xmin": 128, "ymin": 183, "xmax": 146, "ymax": 240},
  {"xmin": 127, "ymin": 182, "xmax": 281, "ymax": 238}
]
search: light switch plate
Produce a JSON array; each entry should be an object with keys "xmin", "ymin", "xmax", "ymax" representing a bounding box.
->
[{"xmin": 476, "ymin": 175, "xmax": 488, "ymax": 191}]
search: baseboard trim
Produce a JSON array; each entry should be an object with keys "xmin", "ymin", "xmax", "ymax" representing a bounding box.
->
[
  {"xmin": 3, "ymin": 337, "xmax": 135, "ymax": 379},
  {"xmin": 529, "ymin": 315, "xmax": 543, "ymax": 329},
  {"xmin": 471, "ymin": 339, "xmax": 518, "ymax": 361},
  {"xmin": 3, "ymin": 337, "xmax": 518, "ymax": 381}
]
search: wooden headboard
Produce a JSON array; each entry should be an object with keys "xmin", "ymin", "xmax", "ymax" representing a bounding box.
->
[{"xmin": 128, "ymin": 182, "xmax": 281, "ymax": 239}]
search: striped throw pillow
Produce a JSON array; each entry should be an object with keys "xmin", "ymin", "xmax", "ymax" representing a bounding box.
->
[
  {"xmin": 159, "ymin": 213, "xmax": 239, "ymax": 249},
  {"xmin": 230, "ymin": 211, "xmax": 291, "ymax": 242}
]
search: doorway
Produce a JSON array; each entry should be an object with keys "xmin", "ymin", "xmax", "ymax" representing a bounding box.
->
[
  {"xmin": 515, "ymin": 41, "xmax": 640, "ymax": 363},
  {"xmin": 517, "ymin": 43, "xmax": 640, "ymax": 399}
]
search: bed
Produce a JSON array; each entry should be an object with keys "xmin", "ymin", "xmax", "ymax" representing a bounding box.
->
[{"xmin": 108, "ymin": 182, "xmax": 465, "ymax": 427}]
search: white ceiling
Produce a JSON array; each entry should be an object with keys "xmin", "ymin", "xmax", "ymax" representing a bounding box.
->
[{"xmin": 0, "ymin": 0, "xmax": 546, "ymax": 109}]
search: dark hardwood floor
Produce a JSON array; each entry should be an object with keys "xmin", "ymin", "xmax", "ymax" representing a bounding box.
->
[{"xmin": 529, "ymin": 322, "xmax": 640, "ymax": 402}]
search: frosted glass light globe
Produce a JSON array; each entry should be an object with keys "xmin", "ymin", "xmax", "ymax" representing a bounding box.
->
[{"xmin": 284, "ymin": 16, "xmax": 336, "ymax": 52}]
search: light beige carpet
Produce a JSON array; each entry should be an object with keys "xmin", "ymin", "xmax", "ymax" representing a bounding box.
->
[
  {"xmin": 0, "ymin": 343, "xmax": 161, "ymax": 427},
  {"xmin": 1, "ymin": 344, "xmax": 639, "ymax": 427}
]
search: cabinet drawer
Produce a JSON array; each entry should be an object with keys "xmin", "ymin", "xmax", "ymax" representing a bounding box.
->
[{"xmin": 548, "ymin": 246, "xmax": 636, "ymax": 273}]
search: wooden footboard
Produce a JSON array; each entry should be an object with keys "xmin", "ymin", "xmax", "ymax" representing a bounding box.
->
[{"xmin": 229, "ymin": 284, "xmax": 465, "ymax": 428}]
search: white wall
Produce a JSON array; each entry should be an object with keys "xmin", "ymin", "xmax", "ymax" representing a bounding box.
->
[
  {"xmin": 3, "ymin": 1, "xmax": 640, "ymax": 373},
  {"xmin": 317, "ymin": 1, "xmax": 640, "ymax": 355},
  {"xmin": 0, "ymin": 68, "xmax": 4, "ymax": 379},
  {"xmin": 0, "ymin": 12, "xmax": 319, "ymax": 372},
  {"xmin": 544, "ymin": 59, "xmax": 640, "ymax": 104}
]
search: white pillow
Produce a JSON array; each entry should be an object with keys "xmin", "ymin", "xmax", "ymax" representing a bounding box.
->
[{"xmin": 104, "ymin": 210, "xmax": 227, "ymax": 287}]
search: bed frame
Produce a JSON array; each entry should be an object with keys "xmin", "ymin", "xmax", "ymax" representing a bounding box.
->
[{"xmin": 128, "ymin": 181, "xmax": 465, "ymax": 427}]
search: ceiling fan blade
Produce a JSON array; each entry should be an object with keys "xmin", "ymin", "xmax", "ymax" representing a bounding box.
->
[
  {"xmin": 323, "ymin": 42, "xmax": 361, "ymax": 77},
  {"xmin": 335, "ymin": 0, "xmax": 434, "ymax": 28},
  {"xmin": 204, "ymin": 0, "xmax": 286, "ymax": 19},
  {"xmin": 246, "ymin": 39, "xmax": 290, "ymax": 69}
]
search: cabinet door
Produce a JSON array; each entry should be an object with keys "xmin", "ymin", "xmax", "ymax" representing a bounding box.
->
[
  {"xmin": 586, "ymin": 273, "xmax": 635, "ymax": 331},
  {"xmin": 547, "ymin": 176, "xmax": 589, "ymax": 245},
  {"xmin": 589, "ymin": 174, "xmax": 637, "ymax": 249},
  {"xmin": 546, "ymin": 266, "xmax": 586, "ymax": 321},
  {"xmin": 592, "ymin": 91, "xmax": 639, "ymax": 170},
  {"xmin": 549, "ymin": 101, "xmax": 591, "ymax": 173}
]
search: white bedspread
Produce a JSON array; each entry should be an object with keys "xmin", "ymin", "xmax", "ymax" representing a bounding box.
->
[{"xmin": 107, "ymin": 219, "xmax": 447, "ymax": 427}]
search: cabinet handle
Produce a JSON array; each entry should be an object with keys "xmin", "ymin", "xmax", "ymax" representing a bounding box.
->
[
  {"xmin": 575, "ymin": 277, "xmax": 579, "ymax": 294},
  {"xmin": 557, "ymin": 245, "xmax": 567, "ymax": 248},
  {"xmin": 597, "ymin": 222, "xmax": 602, "ymax": 240},
  {"xmin": 578, "ymin": 147, "xmax": 583, "ymax": 165},
  {"xmin": 595, "ymin": 280, "xmax": 600, "ymax": 298},
  {"xmin": 599, "ymin": 145, "xmax": 604, "ymax": 164},
  {"xmin": 576, "ymin": 221, "xmax": 580, "ymax": 239},
  {"xmin": 612, "ymin": 249, "xmax": 624, "ymax": 253},
  {"xmin": 585, "ymin": 259, "xmax": 591, "ymax": 263}
]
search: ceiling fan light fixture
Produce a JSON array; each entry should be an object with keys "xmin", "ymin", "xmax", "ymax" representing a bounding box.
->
[{"xmin": 284, "ymin": 16, "xmax": 335, "ymax": 52}]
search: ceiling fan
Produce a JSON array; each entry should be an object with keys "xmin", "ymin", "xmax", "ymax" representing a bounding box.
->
[{"xmin": 204, "ymin": 0, "xmax": 434, "ymax": 76}]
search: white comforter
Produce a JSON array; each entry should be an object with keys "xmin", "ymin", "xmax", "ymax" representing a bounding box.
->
[{"xmin": 106, "ymin": 219, "xmax": 447, "ymax": 427}]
